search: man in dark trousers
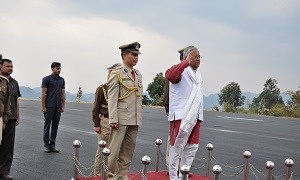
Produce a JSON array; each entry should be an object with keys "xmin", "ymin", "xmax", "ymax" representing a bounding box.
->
[
  {"xmin": 0, "ymin": 58, "xmax": 19, "ymax": 180},
  {"xmin": 41, "ymin": 62, "xmax": 65, "ymax": 153}
]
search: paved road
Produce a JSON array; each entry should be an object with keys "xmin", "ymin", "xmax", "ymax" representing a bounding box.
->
[{"xmin": 9, "ymin": 100, "xmax": 300, "ymax": 180}]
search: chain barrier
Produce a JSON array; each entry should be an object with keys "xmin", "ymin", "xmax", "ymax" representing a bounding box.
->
[
  {"xmin": 210, "ymin": 156, "xmax": 244, "ymax": 178},
  {"xmin": 249, "ymin": 163, "xmax": 265, "ymax": 180},
  {"xmin": 191, "ymin": 157, "xmax": 206, "ymax": 170},
  {"xmin": 72, "ymin": 140, "xmax": 294, "ymax": 180},
  {"xmin": 101, "ymin": 160, "xmax": 145, "ymax": 180},
  {"xmin": 73, "ymin": 152, "xmax": 145, "ymax": 179},
  {"xmin": 272, "ymin": 173, "xmax": 287, "ymax": 180},
  {"xmin": 73, "ymin": 153, "xmax": 95, "ymax": 177},
  {"xmin": 211, "ymin": 155, "xmax": 244, "ymax": 169}
]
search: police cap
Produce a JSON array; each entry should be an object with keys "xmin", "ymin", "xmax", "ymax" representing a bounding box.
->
[{"xmin": 119, "ymin": 42, "xmax": 141, "ymax": 54}]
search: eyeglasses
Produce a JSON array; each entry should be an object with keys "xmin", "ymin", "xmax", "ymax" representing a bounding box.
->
[{"xmin": 190, "ymin": 55, "xmax": 202, "ymax": 59}]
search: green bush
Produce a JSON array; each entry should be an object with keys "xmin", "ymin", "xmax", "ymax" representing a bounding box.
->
[
  {"xmin": 235, "ymin": 107, "xmax": 248, "ymax": 114},
  {"xmin": 212, "ymin": 105, "xmax": 219, "ymax": 112},
  {"xmin": 223, "ymin": 103, "xmax": 234, "ymax": 112},
  {"xmin": 152, "ymin": 94, "xmax": 164, "ymax": 106},
  {"xmin": 269, "ymin": 104, "xmax": 289, "ymax": 117},
  {"xmin": 290, "ymin": 108, "xmax": 300, "ymax": 118}
]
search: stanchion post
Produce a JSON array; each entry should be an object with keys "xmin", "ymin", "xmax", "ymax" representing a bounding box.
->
[
  {"xmin": 265, "ymin": 161, "xmax": 274, "ymax": 180},
  {"xmin": 73, "ymin": 140, "xmax": 81, "ymax": 180},
  {"xmin": 102, "ymin": 147, "xmax": 111, "ymax": 180},
  {"xmin": 212, "ymin": 165, "xmax": 222, "ymax": 180},
  {"xmin": 155, "ymin": 139, "xmax": 162, "ymax": 172},
  {"xmin": 98, "ymin": 140, "xmax": 107, "ymax": 177},
  {"xmin": 243, "ymin": 151, "xmax": 251, "ymax": 180},
  {"xmin": 180, "ymin": 165, "xmax": 190, "ymax": 180},
  {"xmin": 206, "ymin": 143, "xmax": 214, "ymax": 177},
  {"xmin": 285, "ymin": 158, "xmax": 294, "ymax": 180},
  {"xmin": 142, "ymin": 155, "xmax": 151, "ymax": 180}
]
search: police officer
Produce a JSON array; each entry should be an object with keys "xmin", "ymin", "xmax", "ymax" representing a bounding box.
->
[
  {"xmin": 0, "ymin": 55, "xmax": 10, "ymax": 146},
  {"xmin": 76, "ymin": 87, "xmax": 82, "ymax": 103},
  {"xmin": 0, "ymin": 58, "xmax": 12, "ymax": 179},
  {"xmin": 107, "ymin": 42, "xmax": 143, "ymax": 180},
  {"xmin": 92, "ymin": 63, "xmax": 121, "ymax": 177}
]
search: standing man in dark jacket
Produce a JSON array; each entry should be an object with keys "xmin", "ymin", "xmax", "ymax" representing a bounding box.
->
[
  {"xmin": 41, "ymin": 62, "xmax": 65, "ymax": 153},
  {"xmin": 0, "ymin": 58, "xmax": 19, "ymax": 180}
]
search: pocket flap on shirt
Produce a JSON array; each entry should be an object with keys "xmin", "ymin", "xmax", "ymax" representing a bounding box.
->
[{"xmin": 118, "ymin": 102, "xmax": 128, "ymax": 109}]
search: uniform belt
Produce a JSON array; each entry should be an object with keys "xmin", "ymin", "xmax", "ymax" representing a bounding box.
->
[{"xmin": 102, "ymin": 114, "xmax": 109, "ymax": 118}]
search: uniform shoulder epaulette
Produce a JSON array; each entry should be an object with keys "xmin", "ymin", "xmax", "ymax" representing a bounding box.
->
[
  {"xmin": 115, "ymin": 67, "xmax": 122, "ymax": 71},
  {"xmin": 134, "ymin": 69, "xmax": 140, "ymax": 74}
]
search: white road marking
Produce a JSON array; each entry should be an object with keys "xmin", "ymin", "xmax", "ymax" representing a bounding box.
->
[
  {"xmin": 218, "ymin": 116, "xmax": 264, "ymax": 122},
  {"xmin": 68, "ymin": 108, "xmax": 86, "ymax": 112},
  {"xmin": 60, "ymin": 125, "xmax": 95, "ymax": 135},
  {"xmin": 204, "ymin": 127, "xmax": 298, "ymax": 142}
]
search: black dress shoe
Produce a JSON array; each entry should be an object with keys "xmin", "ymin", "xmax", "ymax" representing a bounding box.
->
[
  {"xmin": 0, "ymin": 174, "xmax": 13, "ymax": 180},
  {"xmin": 44, "ymin": 146, "xmax": 51, "ymax": 153},
  {"xmin": 50, "ymin": 146, "xmax": 60, "ymax": 153}
]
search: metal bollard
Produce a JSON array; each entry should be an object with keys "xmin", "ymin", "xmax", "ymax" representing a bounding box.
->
[
  {"xmin": 243, "ymin": 151, "xmax": 251, "ymax": 180},
  {"xmin": 141, "ymin": 155, "xmax": 151, "ymax": 180},
  {"xmin": 206, "ymin": 143, "xmax": 214, "ymax": 177},
  {"xmin": 285, "ymin": 158, "xmax": 294, "ymax": 180},
  {"xmin": 155, "ymin": 139, "xmax": 162, "ymax": 172},
  {"xmin": 212, "ymin": 165, "xmax": 222, "ymax": 180},
  {"xmin": 73, "ymin": 140, "xmax": 81, "ymax": 179},
  {"xmin": 102, "ymin": 147, "xmax": 111, "ymax": 180},
  {"xmin": 265, "ymin": 161, "xmax": 274, "ymax": 180},
  {"xmin": 99, "ymin": 140, "xmax": 107, "ymax": 177},
  {"xmin": 180, "ymin": 165, "xmax": 190, "ymax": 180}
]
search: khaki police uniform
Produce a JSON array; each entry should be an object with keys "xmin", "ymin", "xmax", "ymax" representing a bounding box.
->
[
  {"xmin": 0, "ymin": 75, "xmax": 10, "ymax": 145},
  {"xmin": 107, "ymin": 42, "xmax": 143, "ymax": 179},
  {"xmin": 92, "ymin": 84, "xmax": 110, "ymax": 176}
]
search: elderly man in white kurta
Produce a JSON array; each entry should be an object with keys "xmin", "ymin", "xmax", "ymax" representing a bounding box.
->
[{"xmin": 165, "ymin": 46, "xmax": 203, "ymax": 180}]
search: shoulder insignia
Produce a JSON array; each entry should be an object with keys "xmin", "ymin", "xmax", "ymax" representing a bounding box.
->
[
  {"xmin": 123, "ymin": 68, "xmax": 128, "ymax": 73},
  {"xmin": 133, "ymin": 69, "xmax": 139, "ymax": 75}
]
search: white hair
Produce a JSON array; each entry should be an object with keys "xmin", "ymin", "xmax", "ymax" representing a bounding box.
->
[{"xmin": 183, "ymin": 45, "xmax": 198, "ymax": 57}]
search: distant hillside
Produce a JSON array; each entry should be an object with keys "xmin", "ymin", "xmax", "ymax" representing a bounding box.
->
[{"xmin": 20, "ymin": 86, "xmax": 291, "ymax": 110}]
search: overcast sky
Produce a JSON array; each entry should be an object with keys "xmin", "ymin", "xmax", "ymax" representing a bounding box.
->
[{"xmin": 1, "ymin": 0, "xmax": 299, "ymax": 96}]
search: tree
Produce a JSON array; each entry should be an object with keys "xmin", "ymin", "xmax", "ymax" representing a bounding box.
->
[
  {"xmin": 286, "ymin": 86, "xmax": 300, "ymax": 118},
  {"xmin": 218, "ymin": 82, "xmax": 245, "ymax": 111},
  {"xmin": 257, "ymin": 78, "xmax": 284, "ymax": 113},
  {"xmin": 142, "ymin": 95, "xmax": 152, "ymax": 105},
  {"xmin": 146, "ymin": 72, "xmax": 165, "ymax": 106},
  {"xmin": 249, "ymin": 97, "xmax": 260, "ymax": 114}
]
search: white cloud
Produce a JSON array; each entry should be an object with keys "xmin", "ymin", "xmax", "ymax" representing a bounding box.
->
[{"xmin": 1, "ymin": 0, "xmax": 299, "ymax": 97}]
